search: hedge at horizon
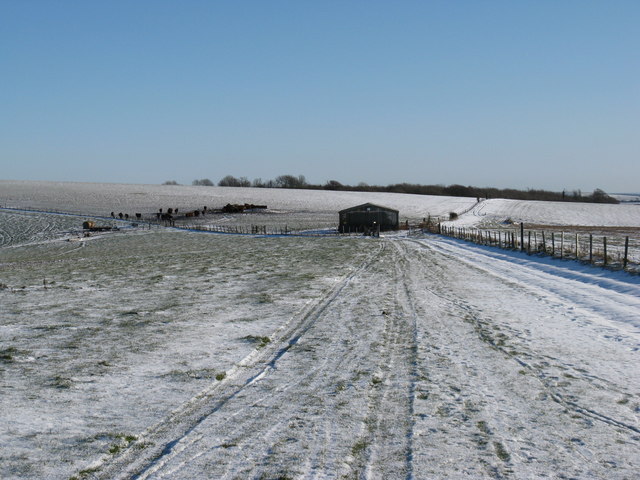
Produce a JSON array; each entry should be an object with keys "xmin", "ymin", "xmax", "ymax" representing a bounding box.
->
[{"xmin": 162, "ymin": 176, "xmax": 619, "ymax": 205}]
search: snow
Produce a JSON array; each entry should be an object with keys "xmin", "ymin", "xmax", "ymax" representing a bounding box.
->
[
  {"xmin": 446, "ymin": 198, "xmax": 640, "ymax": 228},
  {"xmin": 1, "ymin": 181, "xmax": 639, "ymax": 479},
  {"xmin": 0, "ymin": 180, "xmax": 476, "ymax": 223}
]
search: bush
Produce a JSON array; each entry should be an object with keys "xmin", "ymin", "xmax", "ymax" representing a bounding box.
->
[{"xmin": 449, "ymin": 212, "xmax": 459, "ymax": 220}]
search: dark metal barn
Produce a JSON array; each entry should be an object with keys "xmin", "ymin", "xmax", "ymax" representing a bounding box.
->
[{"xmin": 338, "ymin": 203, "xmax": 399, "ymax": 233}]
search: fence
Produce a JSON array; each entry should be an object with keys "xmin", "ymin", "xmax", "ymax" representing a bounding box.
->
[
  {"xmin": 176, "ymin": 224, "xmax": 350, "ymax": 237},
  {"xmin": 424, "ymin": 222, "xmax": 640, "ymax": 273}
]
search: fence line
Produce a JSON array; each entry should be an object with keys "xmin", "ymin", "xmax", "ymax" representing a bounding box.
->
[
  {"xmin": 418, "ymin": 222, "xmax": 639, "ymax": 273},
  {"xmin": 175, "ymin": 224, "xmax": 356, "ymax": 237}
]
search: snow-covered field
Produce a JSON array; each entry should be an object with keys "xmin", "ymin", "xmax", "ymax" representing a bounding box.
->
[
  {"xmin": 1, "ymin": 181, "xmax": 639, "ymax": 479},
  {"xmin": 445, "ymin": 198, "xmax": 640, "ymax": 229},
  {"xmin": 0, "ymin": 180, "xmax": 476, "ymax": 225}
]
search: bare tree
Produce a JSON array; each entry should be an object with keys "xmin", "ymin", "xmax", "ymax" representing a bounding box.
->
[{"xmin": 193, "ymin": 179, "xmax": 214, "ymax": 186}]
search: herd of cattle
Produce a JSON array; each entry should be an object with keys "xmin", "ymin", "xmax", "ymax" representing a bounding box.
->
[{"xmin": 108, "ymin": 203, "xmax": 268, "ymax": 226}]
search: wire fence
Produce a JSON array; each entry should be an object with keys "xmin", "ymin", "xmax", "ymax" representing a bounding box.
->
[
  {"xmin": 175, "ymin": 224, "xmax": 354, "ymax": 237},
  {"xmin": 415, "ymin": 221, "xmax": 640, "ymax": 273}
]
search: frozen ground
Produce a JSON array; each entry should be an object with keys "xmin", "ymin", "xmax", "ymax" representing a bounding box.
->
[
  {"xmin": 1, "ymin": 182, "xmax": 640, "ymax": 479},
  {"xmin": 0, "ymin": 180, "xmax": 476, "ymax": 225},
  {"xmin": 444, "ymin": 198, "xmax": 640, "ymax": 229}
]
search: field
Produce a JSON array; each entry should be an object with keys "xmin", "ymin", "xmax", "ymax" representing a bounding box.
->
[{"xmin": 1, "ymin": 181, "xmax": 639, "ymax": 479}]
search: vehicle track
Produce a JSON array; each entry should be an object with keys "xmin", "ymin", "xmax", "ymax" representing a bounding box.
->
[
  {"xmin": 85, "ymin": 243, "xmax": 387, "ymax": 479},
  {"xmin": 401, "ymin": 236, "xmax": 640, "ymax": 477},
  {"xmin": 407, "ymin": 237, "xmax": 640, "ymax": 426},
  {"xmin": 346, "ymin": 241, "xmax": 418, "ymax": 479}
]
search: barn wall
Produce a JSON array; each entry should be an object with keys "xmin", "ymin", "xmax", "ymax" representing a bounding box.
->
[{"xmin": 339, "ymin": 207, "xmax": 399, "ymax": 232}]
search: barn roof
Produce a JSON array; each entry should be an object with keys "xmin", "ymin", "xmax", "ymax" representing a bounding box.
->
[{"xmin": 338, "ymin": 203, "xmax": 399, "ymax": 214}]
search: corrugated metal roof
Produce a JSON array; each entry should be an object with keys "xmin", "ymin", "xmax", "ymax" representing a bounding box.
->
[{"xmin": 338, "ymin": 203, "xmax": 399, "ymax": 214}]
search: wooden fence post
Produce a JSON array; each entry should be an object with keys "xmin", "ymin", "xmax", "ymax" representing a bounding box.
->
[
  {"xmin": 603, "ymin": 237, "xmax": 608, "ymax": 267},
  {"xmin": 560, "ymin": 232, "xmax": 564, "ymax": 260},
  {"xmin": 527, "ymin": 231, "xmax": 531, "ymax": 254},
  {"xmin": 520, "ymin": 223, "xmax": 524, "ymax": 252},
  {"xmin": 542, "ymin": 231, "xmax": 546, "ymax": 253},
  {"xmin": 551, "ymin": 232, "xmax": 555, "ymax": 257},
  {"xmin": 589, "ymin": 234, "xmax": 593, "ymax": 263},
  {"xmin": 623, "ymin": 236, "xmax": 629, "ymax": 270}
]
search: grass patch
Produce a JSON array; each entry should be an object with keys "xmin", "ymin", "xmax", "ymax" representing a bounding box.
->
[
  {"xmin": 51, "ymin": 375, "xmax": 73, "ymax": 389},
  {"xmin": 242, "ymin": 335, "xmax": 271, "ymax": 349},
  {"xmin": 351, "ymin": 438, "xmax": 368, "ymax": 456},
  {"xmin": 256, "ymin": 293, "xmax": 273, "ymax": 304},
  {"xmin": 476, "ymin": 420, "xmax": 490, "ymax": 435},
  {"xmin": 494, "ymin": 441, "xmax": 511, "ymax": 462},
  {"xmin": 0, "ymin": 347, "xmax": 19, "ymax": 363},
  {"xmin": 215, "ymin": 372, "xmax": 226, "ymax": 381},
  {"xmin": 73, "ymin": 465, "xmax": 101, "ymax": 478}
]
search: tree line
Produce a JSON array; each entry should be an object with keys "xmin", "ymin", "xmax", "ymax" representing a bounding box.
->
[{"xmin": 162, "ymin": 176, "xmax": 618, "ymax": 204}]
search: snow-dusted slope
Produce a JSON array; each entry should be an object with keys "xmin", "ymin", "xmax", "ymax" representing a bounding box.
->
[
  {"xmin": 2, "ymin": 182, "xmax": 640, "ymax": 479},
  {"xmin": 3, "ymin": 226, "xmax": 638, "ymax": 479},
  {"xmin": 450, "ymin": 198, "xmax": 640, "ymax": 228},
  {"xmin": 0, "ymin": 180, "xmax": 475, "ymax": 221},
  {"xmin": 84, "ymin": 235, "xmax": 640, "ymax": 479}
]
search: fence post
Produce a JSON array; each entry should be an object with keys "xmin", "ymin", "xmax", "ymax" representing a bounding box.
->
[
  {"xmin": 603, "ymin": 237, "xmax": 608, "ymax": 267},
  {"xmin": 551, "ymin": 232, "xmax": 555, "ymax": 257},
  {"xmin": 520, "ymin": 223, "xmax": 524, "ymax": 252},
  {"xmin": 623, "ymin": 236, "xmax": 629, "ymax": 270},
  {"xmin": 575, "ymin": 234, "xmax": 579, "ymax": 260},
  {"xmin": 560, "ymin": 232, "xmax": 564, "ymax": 260},
  {"xmin": 589, "ymin": 234, "xmax": 593, "ymax": 263},
  {"xmin": 542, "ymin": 231, "xmax": 546, "ymax": 253},
  {"xmin": 527, "ymin": 231, "xmax": 531, "ymax": 254}
]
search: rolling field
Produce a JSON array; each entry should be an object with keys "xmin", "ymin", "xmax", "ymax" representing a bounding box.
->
[{"xmin": 1, "ymin": 181, "xmax": 639, "ymax": 479}]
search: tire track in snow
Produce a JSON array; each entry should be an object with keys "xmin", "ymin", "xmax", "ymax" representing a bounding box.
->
[
  {"xmin": 406, "ymin": 237, "xmax": 640, "ymax": 437},
  {"xmin": 84, "ymin": 243, "xmax": 386, "ymax": 480},
  {"xmin": 347, "ymin": 240, "xmax": 418, "ymax": 480}
]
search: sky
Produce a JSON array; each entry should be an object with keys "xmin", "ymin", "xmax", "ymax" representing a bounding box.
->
[{"xmin": 1, "ymin": 1, "xmax": 639, "ymax": 193}]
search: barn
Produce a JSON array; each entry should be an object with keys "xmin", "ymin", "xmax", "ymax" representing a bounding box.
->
[{"xmin": 338, "ymin": 203, "xmax": 399, "ymax": 233}]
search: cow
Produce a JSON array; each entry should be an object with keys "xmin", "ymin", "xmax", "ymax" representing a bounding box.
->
[{"xmin": 161, "ymin": 213, "xmax": 174, "ymax": 226}]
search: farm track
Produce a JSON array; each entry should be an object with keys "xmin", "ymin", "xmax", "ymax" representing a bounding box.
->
[
  {"xmin": 5, "ymin": 227, "xmax": 637, "ymax": 479},
  {"xmin": 346, "ymin": 241, "xmax": 418, "ymax": 480},
  {"xmin": 69, "ymin": 235, "xmax": 640, "ymax": 479},
  {"xmin": 91, "ymin": 243, "xmax": 393, "ymax": 479},
  {"xmin": 417, "ymin": 238, "xmax": 640, "ymax": 433},
  {"xmin": 404, "ymin": 236, "xmax": 640, "ymax": 478},
  {"xmin": 84, "ymin": 239, "xmax": 428, "ymax": 480}
]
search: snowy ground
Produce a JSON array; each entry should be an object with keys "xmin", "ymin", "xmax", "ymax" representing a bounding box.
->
[
  {"xmin": 444, "ymin": 198, "xmax": 640, "ymax": 229},
  {"xmin": 1, "ymin": 182, "xmax": 640, "ymax": 479},
  {"xmin": 0, "ymin": 180, "xmax": 476, "ymax": 226}
]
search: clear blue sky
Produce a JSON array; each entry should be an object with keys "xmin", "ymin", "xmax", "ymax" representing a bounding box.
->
[{"xmin": 2, "ymin": 1, "xmax": 639, "ymax": 192}]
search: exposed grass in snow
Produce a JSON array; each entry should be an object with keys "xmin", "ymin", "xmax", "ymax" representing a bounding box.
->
[{"xmin": 1, "ymin": 183, "xmax": 640, "ymax": 479}]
